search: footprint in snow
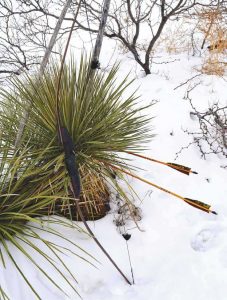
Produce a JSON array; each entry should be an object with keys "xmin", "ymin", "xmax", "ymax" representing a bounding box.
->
[{"xmin": 191, "ymin": 228, "xmax": 216, "ymax": 252}]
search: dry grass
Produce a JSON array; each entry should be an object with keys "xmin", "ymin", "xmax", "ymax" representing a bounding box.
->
[
  {"xmin": 196, "ymin": 7, "xmax": 227, "ymax": 76},
  {"xmin": 201, "ymin": 57, "xmax": 226, "ymax": 76},
  {"xmin": 53, "ymin": 167, "xmax": 111, "ymax": 221},
  {"xmin": 157, "ymin": 21, "xmax": 192, "ymax": 55}
]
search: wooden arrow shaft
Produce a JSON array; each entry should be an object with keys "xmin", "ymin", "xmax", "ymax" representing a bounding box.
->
[
  {"xmin": 126, "ymin": 151, "xmax": 167, "ymax": 166},
  {"xmin": 126, "ymin": 151, "xmax": 193, "ymax": 174}
]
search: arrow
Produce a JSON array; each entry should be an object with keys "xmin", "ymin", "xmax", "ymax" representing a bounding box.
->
[
  {"xmin": 126, "ymin": 151, "xmax": 198, "ymax": 175},
  {"xmin": 106, "ymin": 163, "xmax": 217, "ymax": 215}
]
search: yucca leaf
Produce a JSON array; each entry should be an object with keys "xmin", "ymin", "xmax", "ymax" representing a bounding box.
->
[
  {"xmin": 1, "ymin": 238, "xmax": 43, "ymax": 300},
  {"xmin": 0, "ymin": 285, "xmax": 10, "ymax": 300}
]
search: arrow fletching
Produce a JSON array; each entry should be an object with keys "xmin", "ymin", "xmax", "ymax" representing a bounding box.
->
[
  {"xmin": 167, "ymin": 163, "xmax": 198, "ymax": 175},
  {"xmin": 184, "ymin": 198, "xmax": 217, "ymax": 214}
]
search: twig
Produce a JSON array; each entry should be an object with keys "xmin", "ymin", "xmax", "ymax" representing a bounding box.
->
[{"xmin": 174, "ymin": 74, "xmax": 202, "ymax": 90}]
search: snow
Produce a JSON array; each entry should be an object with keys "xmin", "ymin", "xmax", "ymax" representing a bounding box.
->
[{"xmin": 1, "ymin": 38, "xmax": 227, "ymax": 300}]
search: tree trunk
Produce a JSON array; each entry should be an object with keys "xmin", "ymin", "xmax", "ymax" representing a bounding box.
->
[
  {"xmin": 39, "ymin": 0, "xmax": 72, "ymax": 75},
  {"xmin": 143, "ymin": 64, "xmax": 151, "ymax": 75},
  {"xmin": 90, "ymin": 0, "xmax": 111, "ymax": 75}
]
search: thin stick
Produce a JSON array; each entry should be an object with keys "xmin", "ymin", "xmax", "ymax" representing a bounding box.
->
[
  {"xmin": 56, "ymin": 0, "xmax": 82, "ymax": 143},
  {"xmin": 70, "ymin": 184, "xmax": 132, "ymax": 285},
  {"xmin": 125, "ymin": 239, "xmax": 135, "ymax": 284}
]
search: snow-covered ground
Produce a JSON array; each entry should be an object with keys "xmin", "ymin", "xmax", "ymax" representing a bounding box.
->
[{"xmin": 1, "ymin": 38, "xmax": 227, "ymax": 300}]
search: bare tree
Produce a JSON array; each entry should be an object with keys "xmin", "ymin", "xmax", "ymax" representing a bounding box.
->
[
  {"xmin": 0, "ymin": 0, "xmax": 75, "ymax": 81},
  {"xmin": 77, "ymin": 0, "xmax": 226, "ymax": 74},
  {"xmin": 0, "ymin": 0, "xmax": 226, "ymax": 80}
]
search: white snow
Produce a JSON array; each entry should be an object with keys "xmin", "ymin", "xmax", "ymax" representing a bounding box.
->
[{"xmin": 1, "ymin": 36, "xmax": 227, "ymax": 300}]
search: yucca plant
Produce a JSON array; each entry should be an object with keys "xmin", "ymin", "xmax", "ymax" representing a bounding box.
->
[
  {"xmin": 0, "ymin": 139, "xmax": 97, "ymax": 299},
  {"xmin": 0, "ymin": 56, "xmax": 153, "ymax": 297},
  {"xmin": 0, "ymin": 56, "xmax": 153, "ymax": 220}
]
